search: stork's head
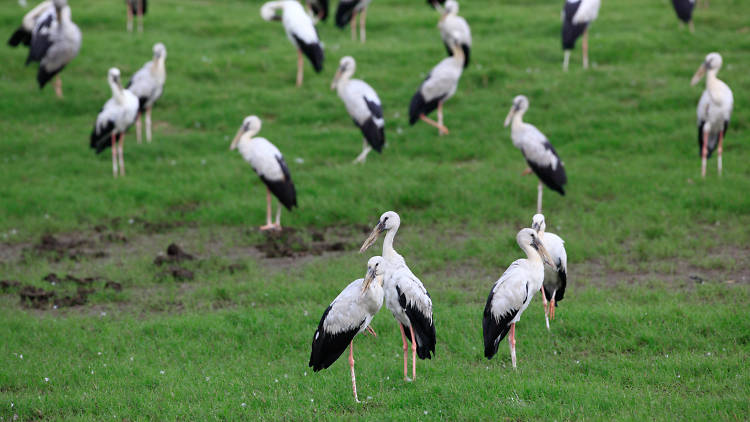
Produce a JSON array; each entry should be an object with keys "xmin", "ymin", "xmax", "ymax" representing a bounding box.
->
[
  {"xmin": 691, "ymin": 52, "xmax": 723, "ymax": 86},
  {"xmin": 360, "ymin": 211, "xmax": 400, "ymax": 253},
  {"xmin": 153, "ymin": 43, "xmax": 167, "ymax": 60},
  {"xmin": 503, "ymin": 95, "xmax": 529, "ymax": 127},
  {"xmin": 230, "ymin": 115, "xmax": 262, "ymax": 150},
  {"xmin": 517, "ymin": 228, "xmax": 554, "ymax": 268},
  {"xmin": 260, "ymin": 2, "xmax": 283, "ymax": 21},
  {"xmin": 444, "ymin": 0, "xmax": 459, "ymax": 14},
  {"xmin": 362, "ymin": 256, "xmax": 386, "ymax": 293},
  {"xmin": 108, "ymin": 68, "xmax": 122, "ymax": 87},
  {"xmin": 331, "ymin": 56, "xmax": 356, "ymax": 90},
  {"xmin": 531, "ymin": 214, "xmax": 546, "ymax": 235}
]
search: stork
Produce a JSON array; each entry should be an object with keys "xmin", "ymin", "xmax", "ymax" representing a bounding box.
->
[
  {"xmin": 561, "ymin": 0, "xmax": 600, "ymax": 71},
  {"xmin": 437, "ymin": 0, "xmax": 471, "ymax": 68},
  {"xmin": 230, "ymin": 115, "xmax": 297, "ymax": 230},
  {"xmin": 691, "ymin": 52, "xmax": 733, "ymax": 178},
  {"xmin": 126, "ymin": 0, "xmax": 147, "ymax": 32},
  {"xmin": 331, "ymin": 56, "xmax": 385, "ymax": 163},
  {"xmin": 127, "ymin": 43, "xmax": 167, "ymax": 144},
  {"xmin": 335, "ymin": 0, "xmax": 371, "ymax": 42},
  {"xmin": 483, "ymin": 228, "xmax": 554, "ymax": 367},
  {"xmin": 531, "ymin": 214, "xmax": 567, "ymax": 331},
  {"xmin": 18, "ymin": 0, "xmax": 81, "ymax": 98},
  {"xmin": 671, "ymin": 0, "xmax": 695, "ymax": 32},
  {"xmin": 504, "ymin": 95, "xmax": 567, "ymax": 214},
  {"xmin": 408, "ymin": 33, "xmax": 464, "ymax": 135},
  {"xmin": 360, "ymin": 211, "xmax": 436, "ymax": 382},
  {"xmin": 8, "ymin": 0, "xmax": 53, "ymax": 48},
  {"xmin": 90, "ymin": 68, "xmax": 139, "ymax": 178},
  {"xmin": 261, "ymin": 0, "xmax": 324, "ymax": 87},
  {"xmin": 309, "ymin": 256, "xmax": 385, "ymax": 402}
]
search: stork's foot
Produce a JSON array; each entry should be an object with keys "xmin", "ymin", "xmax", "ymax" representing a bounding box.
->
[
  {"xmin": 259, "ymin": 223, "xmax": 279, "ymax": 231},
  {"xmin": 365, "ymin": 326, "xmax": 377, "ymax": 337},
  {"xmin": 521, "ymin": 167, "xmax": 532, "ymax": 176}
]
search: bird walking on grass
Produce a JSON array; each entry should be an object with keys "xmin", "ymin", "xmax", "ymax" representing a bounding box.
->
[
  {"xmin": 504, "ymin": 95, "xmax": 567, "ymax": 214},
  {"xmin": 483, "ymin": 228, "xmax": 555, "ymax": 367},
  {"xmin": 331, "ymin": 56, "xmax": 385, "ymax": 163},
  {"xmin": 561, "ymin": 0, "xmax": 600, "ymax": 71},
  {"xmin": 360, "ymin": 211, "xmax": 436, "ymax": 382},
  {"xmin": 531, "ymin": 214, "xmax": 568, "ymax": 330},
  {"xmin": 261, "ymin": 0, "xmax": 324, "ymax": 87},
  {"xmin": 90, "ymin": 68, "xmax": 139, "ymax": 178},
  {"xmin": 691, "ymin": 52, "xmax": 733, "ymax": 178},
  {"xmin": 335, "ymin": 0, "xmax": 371, "ymax": 42},
  {"xmin": 310, "ymin": 256, "xmax": 385, "ymax": 402},
  {"xmin": 127, "ymin": 43, "xmax": 166, "ymax": 144},
  {"xmin": 230, "ymin": 115, "xmax": 297, "ymax": 230}
]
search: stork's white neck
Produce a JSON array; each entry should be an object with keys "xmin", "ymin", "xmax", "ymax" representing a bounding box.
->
[
  {"xmin": 511, "ymin": 112, "xmax": 526, "ymax": 130},
  {"xmin": 521, "ymin": 244, "xmax": 543, "ymax": 265},
  {"xmin": 382, "ymin": 225, "xmax": 399, "ymax": 260},
  {"xmin": 110, "ymin": 80, "xmax": 125, "ymax": 104},
  {"xmin": 706, "ymin": 70, "xmax": 723, "ymax": 101},
  {"xmin": 335, "ymin": 73, "xmax": 352, "ymax": 94}
]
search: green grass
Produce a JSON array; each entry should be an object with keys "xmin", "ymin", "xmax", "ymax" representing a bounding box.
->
[{"xmin": 1, "ymin": 0, "xmax": 749, "ymax": 419}]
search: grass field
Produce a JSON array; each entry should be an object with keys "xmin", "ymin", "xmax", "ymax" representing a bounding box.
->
[{"xmin": 1, "ymin": 0, "xmax": 749, "ymax": 420}]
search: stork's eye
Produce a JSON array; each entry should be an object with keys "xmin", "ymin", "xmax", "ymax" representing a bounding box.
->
[{"xmin": 383, "ymin": 216, "xmax": 389, "ymax": 222}]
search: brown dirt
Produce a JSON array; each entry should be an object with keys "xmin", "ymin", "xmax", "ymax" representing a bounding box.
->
[{"xmin": 154, "ymin": 243, "xmax": 195, "ymax": 266}]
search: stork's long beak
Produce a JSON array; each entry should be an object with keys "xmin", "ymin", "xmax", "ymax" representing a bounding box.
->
[
  {"xmin": 330, "ymin": 68, "xmax": 342, "ymax": 90},
  {"xmin": 531, "ymin": 222, "xmax": 541, "ymax": 232},
  {"xmin": 503, "ymin": 105, "xmax": 516, "ymax": 127},
  {"xmin": 691, "ymin": 62, "xmax": 707, "ymax": 86},
  {"xmin": 534, "ymin": 238, "xmax": 555, "ymax": 269},
  {"xmin": 230, "ymin": 126, "xmax": 244, "ymax": 150},
  {"xmin": 359, "ymin": 220, "xmax": 385, "ymax": 253},
  {"xmin": 362, "ymin": 267, "xmax": 376, "ymax": 293}
]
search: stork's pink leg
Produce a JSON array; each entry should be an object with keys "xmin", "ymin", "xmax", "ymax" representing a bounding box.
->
[
  {"xmin": 701, "ymin": 130, "xmax": 708, "ymax": 178},
  {"xmin": 550, "ymin": 297, "xmax": 556, "ymax": 320},
  {"xmin": 717, "ymin": 130, "xmax": 724, "ymax": 176},
  {"xmin": 260, "ymin": 189, "xmax": 275, "ymax": 230},
  {"xmin": 366, "ymin": 326, "xmax": 377, "ymax": 336},
  {"xmin": 540, "ymin": 287, "xmax": 550, "ymax": 331},
  {"xmin": 582, "ymin": 28, "xmax": 589, "ymax": 69},
  {"xmin": 398, "ymin": 323, "xmax": 410, "ymax": 381},
  {"xmin": 437, "ymin": 102, "xmax": 445, "ymax": 136},
  {"xmin": 111, "ymin": 134, "xmax": 118, "ymax": 177},
  {"xmin": 296, "ymin": 49, "xmax": 303, "ymax": 87},
  {"xmin": 135, "ymin": 113, "xmax": 142, "ymax": 144},
  {"xmin": 359, "ymin": 7, "xmax": 367, "ymax": 43},
  {"xmin": 117, "ymin": 133, "xmax": 126, "ymax": 176},
  {"xmin": 126, "ymin": 3, "xmax": 133, "ymax": 32},
  {"xmin": 350, "ymin": 12, "xmax": 356, "ymax": 40},
  {"xmin": 54, "ymin": 76, "xmax": 63, "ymax": 98},
  {"xmin": 537, "ymin": 181, "xmax": 543, "ymax": 214},
  {"xmin": 348, "ymin": 342, "xmax": 360, "ymax": 402},
  {"xmin": 419, "ymin": 114, "xmax": 450, "ymax": 135},
  {"xmin": 409, "ymin": 325, "xmax": 417, "ymax": 381},
  {"xmin": 137, "ymin": 0, "xmax": 144, "ymax": 32},
  {"xmin": 509, "ymin": 323, "xmax": 517, "ymax": 368},
  {"xmin": 145, "ymin": 107, "xmax": 153, "ymax": 143}
]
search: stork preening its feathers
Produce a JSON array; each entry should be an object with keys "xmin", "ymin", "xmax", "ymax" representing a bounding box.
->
[
  {"xmin": 127, "ymin": 43, "xmax": 167, "ymax": 144},
  {"xmin": 531, "ymin": 214, "xmax": 568, "ymax": 331},
  {"xmin": 335, "ymin": 0, "xmax": 371, "ymax": 42},
  {"xmin": 331, "ymin": 56, "xmax": 385, "ymax": 163},
  {"xmin": 482, "ymin": 228, "xmax": 555, "ymax": 367},
  {"xmin": 408, "ymin": 32, "xmax": 464, "ymax": 135},
  {"xmin": 504, "ymin": 95, "xmax": 567, "ymax": 214},
  {"xmin": 309, "ymin": 256, "xmax": 385, "ymax": 402},
  {"xmin": 360, "ymin": 211, "xmax": 436, "ymax": 381},
  {"xmin": 561, "ymin": 0, "xmax": 600, "ymax": 71},
  {"xmin": 14, "ymin": 0, "xmax": 81, "ymax": 98},
  {"xmin": 691, "ymin": 52, "xmax": 733, "ymax": 178},
  {"xmin": 437, "ymin": 0, "xmax": 471, "ymax": 68},
  {"xmin": 230, "ymin": 115, "xmax": 297, "ymax": 231},
  {"xmin": 90, "ymin": 68, "xmax": 139, "ymax": 178},
  {"xmin": 126, "ymin": 0, "xmax": 147, "ymax": 32},
  {"xmin": 261, "ymin": 0, "xmax": 324, "ymax": 87}
]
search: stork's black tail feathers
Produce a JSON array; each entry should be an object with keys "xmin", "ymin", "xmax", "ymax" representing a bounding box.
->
[
  {"xmin": 397, "ymin": 286, "xmax": 436, "ymax": 360},
  {"xmin": 335, "ymin": 0, "xmax": 357, "ymax": 28},
  {"xmin": 37, "ymin": 65, "xmax": 63, "ymax": 89},
  {"xmin": 672, "ymin": 0, "xmax": 694, "ymax": 23},
  {"xmin": 90, "ymin": 121, "xmax": 115, "ymax": 154},
  {"xmin": 309, "ymin": 306, "xmax": 360, "ymax": 371},
  {"xmin": 8, "ymin": 27, "xmax": 31, "ymax": 47},
  {"xmin": 697, "ymin": 121, "xmax": 727, "ymax": 159},
  {"xmin": 293, "ymin": 35, "xmax": 324, "ymax": 73},
  {"xmin": 482, "ymin": 287, "xmax": 518, "ymax": 359}
]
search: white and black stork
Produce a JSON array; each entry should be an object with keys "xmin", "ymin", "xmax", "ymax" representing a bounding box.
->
[{"xmin": 561, "ymin": 0, "xmax": 600, "ymax": 71}]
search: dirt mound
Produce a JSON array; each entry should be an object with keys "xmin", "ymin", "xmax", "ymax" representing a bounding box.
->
[
  {"xmin": 31, "ymin": 234, "xmax": 105, "ymax": 262},
  {"xmin": 256, "ymin": 227, "xmax": 353, "ymax": 258},
  {"xmin": 19, "ymin": 285, "xmax": 55, "ymax": 308},
  {"xmin": 154, "ymin": 243, "xmax": 195, "ymax": 266},
  {"xmin": 1, "ymin": 280, "xmax": 20, "ymax": 291},
  {"xmin": 160, "ymin": 266, "xmax": 195, "ymax": 281}
]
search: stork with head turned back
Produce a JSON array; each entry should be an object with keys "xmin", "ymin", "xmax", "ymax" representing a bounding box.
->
[
  {"xmin": 90, "ymin": 68, "xmax": 139, "ymax": 178},
  {"xmin": 531, "ymin": 214, "xmax": 568, "ymax": 331},
  {"xmin": 335, "ymin": 0, "xmax": 371, "ymax": 42},
  {"xmin": 408, "ymin": 33, "xmax": 464, "ymax": 136},
  {"xmin": 691, "ymin": 52, "xmax": 733, "ymax": 178},
  {"xmin": 261, "ymin": 0, "xmax": 324, "ymax": 87},
  {"xmin": 360, "ymin": 211, "xmax": 436, "ymax": 382},
  {"xmin": 127, "ymin": 43, "xmax": 167, "ymax": 144},
  {"xmin": 437, "ymin": 0, "xmax": 471, "ymax": 68},
  {"xmin": 309, "ymin": 256, "xmax": 385, "ymax": 402},
  {"xmin": 125, "ymin": 0, "xmax": 147, "ymax": 32},
  {"xmin": 504, "ymin": 95, "xmax": 567, "ymax": 214},
  {"xmin": 483, "ymin": 228, "xmax": 555, "ymax": 368},
  {"xmin": 561, "ymin": 0, "xmax": 600, "ymax": 71},
  {"xmin": 230, "ymin": 115, "xmax": 297, "ymax": 231},
  {"xmin": 330, "ymin": 56, "xmax": 385, "ymax": 163}
]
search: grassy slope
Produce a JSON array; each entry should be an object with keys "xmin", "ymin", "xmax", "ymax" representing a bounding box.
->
[{"xmin": 1, "ymin": 0, "xmax": 749, "ymax": 420}]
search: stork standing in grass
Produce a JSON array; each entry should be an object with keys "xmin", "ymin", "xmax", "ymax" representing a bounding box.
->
[
  {"xmin": 261, "ymin": 0, "xmax": 324, "ymax": 87},
  {"xmin": 335, "ymin": 0, "xmax": 371, "ymax": 42},
  {"xmin": 409, "ymin": 33, "xmax": 464, "ymax": 135},
  {"xmin": 126, "ymin": 0, "xmax": 147, "ymax": 32},
  {"xmin": 11, "ymin": 0, "xmax": 81, "ymax": 98},
  {"xmin": 437, "ymin": 0, "xmax": 471, "ymax": 68},
  {"xmin": 671, "ymin": 0, "xmax": 695, "ymax": 32},
  {"xmin": 309, "ymin": 256, "xmax": 385, "ymax": 402},
  {"xmin": 331, "ymin": 56, "xmax": 385, "ymax": 163},
  {"xmin": 561, "ymin": 0, "xmax": 600, "ymax": 71},
  {"xmin": 90, "ymin": 68, "xmax": 139, "ymax": 178},
  {"xmin": 230, "ymin": 115, "xmax": 297, "ymax": 230},
  {"xmin": 483, "ymin": 228, "xmax": 554, "ymax": 367},
  {"xmin": 691, "ymin": 52, "xmax": 733, "ymax": 178},
  {"xmin": 127, "ymin": 42, "xmax": 167, "ymax": 144},
  {"xmin": 504, "ymin": 95, "xmax": 567, "ymax": 214},
  {"xmin": 360, "ymin": 211, "xmax": 436, "ymax": 382},
  {"xmin": 531, "ymin": 214, "xmax": 567, "ymax": 331}
]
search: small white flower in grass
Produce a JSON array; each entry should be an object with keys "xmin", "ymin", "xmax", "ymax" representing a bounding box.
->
[
  {"xmin": 274, "ymin": 379, "xmax": 278, "ymax": 383},
  {"xmin": 53, "ymin": 305, "xmax": 58, "ymax": 309},
  {"xmin": 303, "ymin": 371, "xmax": 307, "ymax": 376},
  {"xmin": 303, "ymin": 310, "xmax": 308, "ymax": 316},
  {"xmin": 386, "ymin": 376, "xmax": 389, "ymax": 380},
  {"xmin": 205, "ymin": 377, "xmax": 210, "ymax": 381},
  {"xmin": 366, "ymin": 396, "xmax": 372, "ymax": 401},
  {"xmin": 100, "ymin": 312, "xmax": 106, "ymax": 317},
  {"xmin": 160, "ymin": 370, "xmax": 165, "ymax": 375},
  {"xmin": 295, "ymin": 158, "xmax": 304, "ymax": 164},
  {"xmin": 201, "ymin": 159, "xmax": 206, "ymax": 165},
  {"xmin": 44, "ymin": 214, "xmax": 50, "ymax": 219},
  {"xmin": 170, "ymin": 160, "xmax": 177, "ymax": 166},
  {"xmin": 11, "ymin": 402, "xmax": 14, "ymax": 408},
  {"xmin": 130, "ymin": 356, "xmax": 134, "ymax": 361},
  {"xmin": 310, "ymin": 398, "xmax": 314, "ymax": 402},
  {"xmin": 98, "ymin": 352, "xmax": 102, "ymax": 356},
  {"xmin": 103, "ymin": 364, "xmax": 107, "ymax": 367},
  {"xmin": 553, "ymin": 350, "xmax": 557, "ymax": 355},
  {"xmin": 396, "ymin": 127, "xmax": 403, "ymax": 135},
  {"xmin": 665, "ymin": 354, "xmax": 669, "ymax": 358},
  {"xmin": 241, "ymin": 403, "xmax": 246, "ymax": 407},
  {"xmin": 91, "ymin": 370, "xmax": 94, "ymax": 374},
  {"xmin": 10, "ymin": 229, "xmax": 17, "ymax": 235},
  {"xmin": 19, "ymin": 354, "xmax": 23, "ymax": 360},
  {"xmin": 575, "ymin": 360, "xmax": 580, "ymax": 364},
  {"xmin": 424, "ymin": 411, "xmax": 428, "ymax": 415},
  {"xmin": 44, "ymin": 377, "xmax": 49, "ymax": 382},
  {"xmin": 677, "ymin": 374, "xmax": 681, "ymax": 378},
  {"xmin": 706, "ymin": 352, "xmax": 712, "ymax": 356},
  {"xmin": 284, "ymin": 374, "xmax": 288, "ymax": 378},
  {"xmin": 128, "ymin": 219, "xmax": 134, "ymax": 225}
]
